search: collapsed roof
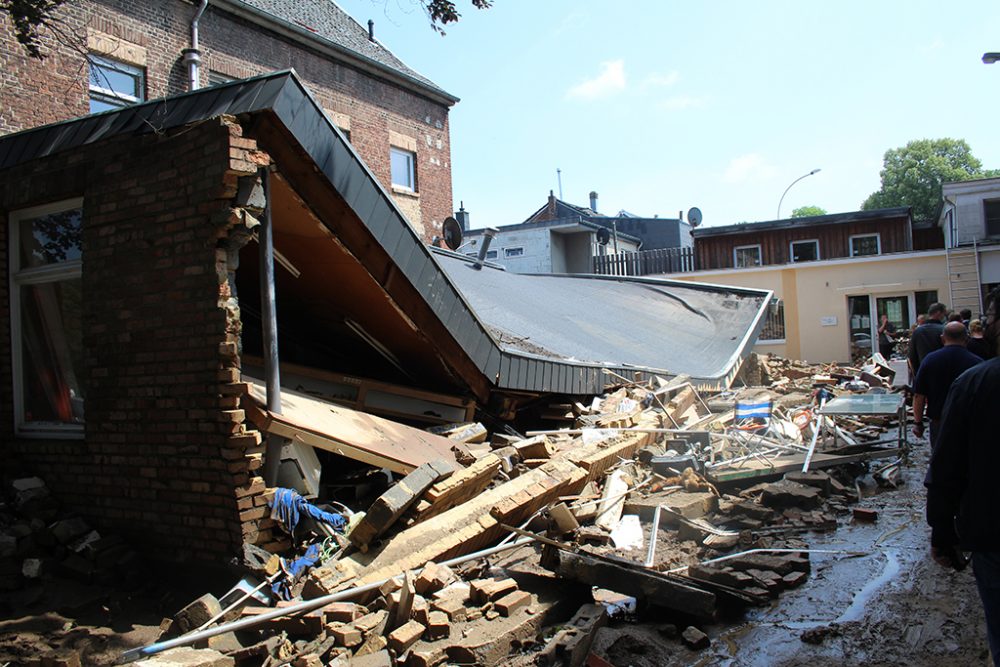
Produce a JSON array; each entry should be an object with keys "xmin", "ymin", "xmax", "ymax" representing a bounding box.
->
[{"xmin": 0, "ymin": 70, "xmax": 772, "ymax": 398}]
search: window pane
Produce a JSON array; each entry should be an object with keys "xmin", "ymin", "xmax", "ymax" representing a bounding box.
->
[
  {"xmin": 791, "ymin": 241, "xmax": 818, "ymax": 262},
  {"xmin": 19, "ymin": 279, "xmax": 85, "ymax": 426},
  {"xmin": 19, "ymin": 208, "xmax": 83, "ymax": 268},
  {"xmin": 736, "ymin": 247, "xmax": 760, "ymax": 267},
  {"xmin": 89, "ymin": 97, "xmax": 123, "ymax": 113},
  {"xmin": 852, "ymin": 236, "xmax": 878, "ymax": 256},
  {"xmin": 390, "ymin": 148, "xmax": 415, "ymax": 189},
  {"xmin": 90, "ymin": 62, "xmax": 140, "ymax": 97}
]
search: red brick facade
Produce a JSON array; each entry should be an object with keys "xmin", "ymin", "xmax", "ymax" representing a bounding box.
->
[
  {"xmin": 0, "ymin": 117, "xmax": 282, "ymax": 562},
  {"xmin": 0, "ymin": 0, "xmax": 454, "ymax": 241}
]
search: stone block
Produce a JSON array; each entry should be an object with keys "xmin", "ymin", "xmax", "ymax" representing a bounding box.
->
[
  {"xmin": 495, "ymin": 590, "xmax": 532, "ymax": 617},
  {"xmin": 469, "ymin": 577, "xmax": 518, "ymax": 605},
  {"xmin": 174, "ymin": 594, "xmax": 223, "ymax": 634},
  {"xmin": 388, "ymin": 620, "xmax": 426, "ymax": 654}
]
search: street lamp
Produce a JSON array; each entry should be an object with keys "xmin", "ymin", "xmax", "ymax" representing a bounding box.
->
[
  {"xmin": 984, "ymin": 53, "xmax": 1000, "ymax": 64},
  {"xmin": 777, "ymin": 168, "xmax": 821, "ymax": 220}
]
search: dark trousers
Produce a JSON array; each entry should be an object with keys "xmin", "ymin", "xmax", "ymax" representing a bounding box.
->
[
  {"xmin": 973, "ymin": 552, "xmax": 1000, "ymax": 666},
  {"xmin": 929, "ymin": 419, "xmax": 941, "ymax": 450}
]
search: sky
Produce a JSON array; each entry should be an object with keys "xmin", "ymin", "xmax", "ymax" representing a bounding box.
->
[{"xmin": 334, "ymin": 0, "xmax": 1000, "ymax": 230}]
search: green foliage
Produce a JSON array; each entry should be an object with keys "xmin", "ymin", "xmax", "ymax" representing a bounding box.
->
[
  {"xmin": 424, "ymin": 0, "xmax": 492, "ymax": 33},
  {"xmin": 791, "ymin": 205, "xmax": 827, "ymax": 218},
  {"xmin": 861, "ymin": 138, "xmax": 998, "ymax": 223},
  {"xmin": 1, "ymin": 0, "xmax": 67, "ymax": 58}
]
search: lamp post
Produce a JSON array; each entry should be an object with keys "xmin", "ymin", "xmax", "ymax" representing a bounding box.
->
[{"xmin": 777, "ymin": 168, "xmax": 821, "ymax": 220}]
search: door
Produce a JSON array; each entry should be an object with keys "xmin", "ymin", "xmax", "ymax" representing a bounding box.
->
[{"xmin": 848, "ymin": 295, "xmax": 873, "ymax": 359}]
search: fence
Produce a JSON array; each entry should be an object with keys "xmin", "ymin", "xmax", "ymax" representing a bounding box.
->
[{"xmin": 591, "ymin": 247, "xmax": 696, "ymax": 276}]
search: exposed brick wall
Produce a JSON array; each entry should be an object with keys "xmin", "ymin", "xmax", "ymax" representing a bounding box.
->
[
  {"xmin": 0, "ymin": 116, "xmax": 276, "ymax": 563},
  {"xmin": 0, "ymin": 0, "xmax": 454, "ymax": 241}
]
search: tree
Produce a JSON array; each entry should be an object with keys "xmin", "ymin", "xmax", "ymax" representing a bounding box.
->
[
  {"xmin": 861, "ymin": 138, "xmax": 999, "ymax": 223},
  {"xmin": 791, "ymin": 205, "xmax": 827, "ymax": 218},
  {"xmin": 423, "ymin": 0, "xmax": 492, "ymax": 33},
  {"xmin": 2, "ymin": 0, "xmax": 67, "ymax": 58}
]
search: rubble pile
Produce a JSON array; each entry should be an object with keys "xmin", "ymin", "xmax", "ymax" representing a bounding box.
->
[
  {"xmin": 0, "ymin": 472, "xmax": 141, "ymax": 594},
  {"xmin": 122, "ymin": 353, "xmax": 908, "ymax": 666}
]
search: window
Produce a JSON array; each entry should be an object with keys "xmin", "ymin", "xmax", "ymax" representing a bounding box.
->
[
  {"xmin": 9, "ymin": 200, "xmax": 85, "ymax": 436},
  {"xmin": 504, "ymin": 247, "xmax": 524, "ymax": 258},
  {"xmin": 986, "ymin": 200, "xmax": 1000, "ymax": 238},
  {"xmin": 759, "ymin": 300, "xmax": 785, "ymax": 341},
  {"xmin": 88, "ymin": 55, "xmax": 144, "ymax": 113},
  {"xmin": 734, "ymin": 244, "xmax": 762, "ymax": 268},
  {"xmin": 790, "ymin": 239, "xmax": 819, "ymax": 263},
  {"xmin": 206, "ymin": 70, "xmax": 235, "ymax": 87},
  {"xmin": 915, "ymin": 290, "xmax": 939, "ymax": 320},
  {"xmin": 850, "ymin": 233, "xmax": 880, "ymax": 257},
  {"xmin": 390, "ymin": 147, "xmax": 416, "ymax": 191}
]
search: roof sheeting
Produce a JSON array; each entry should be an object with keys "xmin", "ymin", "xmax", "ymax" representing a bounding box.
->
[{"xmin": 433, "ymin": 252, "xmax": 771, "ymax": 382}]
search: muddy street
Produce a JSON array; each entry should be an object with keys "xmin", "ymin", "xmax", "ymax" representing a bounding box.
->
[{"xmin": 594, "ymin": 436, "xmax": 991, "ymax": 667}]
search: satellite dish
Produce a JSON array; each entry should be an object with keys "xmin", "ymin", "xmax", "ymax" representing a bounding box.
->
[
  {"xmin": 687, "ymin": 207, "xmax": 703, "ymax": 227},
  {"xmin": 596, "ymin": 227, "xmax": 611, "ymax": 245},
  {"xmin": 442, "ymin": 216, "xmax": 463, "ymax": 250}
]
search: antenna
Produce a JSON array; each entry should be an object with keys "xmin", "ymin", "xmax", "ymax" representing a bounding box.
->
[
  {"xmin": 557, "ymin": 168, "xmax": 563, "ymax": 199},
  {"xmin": 596, "ymin": 227, "xmax": 611, "ymax": 245},
  {"xmin": 687, "ymin": 207, "xmax": 703, "ymax": 228},
  {"xmin": 442, "ymin": 216, "xmax": 463, "ymax": 250}
]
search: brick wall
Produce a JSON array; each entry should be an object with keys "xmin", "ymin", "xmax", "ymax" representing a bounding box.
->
[
  {"xmin": 0, "ymin": 116, "xmax": 278, "ymax": 563},
  {"xmin": 0, "ymin": 0, "xmax": 454, "ymax": 242}
]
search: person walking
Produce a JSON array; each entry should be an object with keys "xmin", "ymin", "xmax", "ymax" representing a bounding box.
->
[
  {"xmin": 908, "ymin": 302, "xmax": 948, "ymax": 377},
  {"xmin": 967, "ymin": 319, "xmax": 994, "ymax": 360},
  {"xmin": 926, "ymin": 352, "xmax": 1000, "ymax": 665},
  {"xmin": 912, "ymin": 321, "xmax": 982, "ymax": 448}
]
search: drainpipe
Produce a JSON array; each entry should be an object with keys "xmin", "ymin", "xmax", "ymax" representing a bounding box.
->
[
  {"xmin": 182, "ymin": 0, "xmax": 209, "ymax": 91},
  {"xmin": 258, "ymin": 167, "xmax": 284, "ymax": 486}
]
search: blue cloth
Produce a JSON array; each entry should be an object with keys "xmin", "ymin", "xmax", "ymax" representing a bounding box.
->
[
  {"xmin": 269, "ymin": 487, "xmax": 346, "ymax": 535},
  {"xmin": 272, "ymin": 543, "xmax": 322, "ymax": 600},
  {"xmin": 973, "ymin": 552, "xmax": 1000, "ymax": 666}
]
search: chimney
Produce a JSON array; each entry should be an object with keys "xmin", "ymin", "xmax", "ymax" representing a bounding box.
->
[
  {"xmin": 475, "ymin": 228, "xmax": 498, "ymax": 269},
  {"xmin": 455, "ymin": 201, "xmax": 470, "ymax": 231},
  {"xmin": 547, "ymin": 190, "xmax": 557, "ymax": 219},
  {"xmin": 679, "ymin": 210, "xmax": 683, "ymax": 220},
  {"xmin": 368, "ymin": 19, "xmax": 375, "ymax": 41},
  {"xmin": 589, "ymin": 191, "xmax": 598, "ymax": 213}
]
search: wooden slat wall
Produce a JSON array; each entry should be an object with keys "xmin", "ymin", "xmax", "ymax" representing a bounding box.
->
[{"xmin": 695, "ymin": 216, "xmax": 912, "ymax": 269}]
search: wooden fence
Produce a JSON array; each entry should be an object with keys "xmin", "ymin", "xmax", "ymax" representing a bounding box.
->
[{"xmin": 592, "ymin": 247, "xmax": 696, "ymax": 276}]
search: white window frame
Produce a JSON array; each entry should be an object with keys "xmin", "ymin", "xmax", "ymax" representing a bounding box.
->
[
  {"xmin": 789, "ymin": 238, "xmax": 820, "ymax": 263},
  {"xmin": 733, "ymin": 244, "xmax": 762, "ymax": 268},
  {"xmin": 88, "ymin": 54, "xmax": 145, "ymax": 112},
  {"xmin": 503, "ymin": 247, "xmax": 524, "ymax": 258},
  {"xmin": 9, "ymin": 198, "xmax": 85, "ymax": 438},
  {"xmin": 390, "ymin": 146, "xmax": 416, "ymax": 191},
  {"xmin": 849, "ymin": 233, "xmax": 881, "ymax": 257}
]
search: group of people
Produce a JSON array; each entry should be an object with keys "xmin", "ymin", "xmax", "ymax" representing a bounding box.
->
[{"xmin": 903, "ymin": 298, "xmax": 1000, "ymax": 664}]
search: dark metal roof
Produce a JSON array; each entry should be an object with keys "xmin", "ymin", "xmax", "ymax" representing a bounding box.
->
[
  {"xmin": 692, "ymin": 207, "xmax": 912, "ymax": 238},
  {"xmin": 432, "ymin": 251, "xmax": 772, "ymax": 388},
  {"xmin": 214, "ymin": 0, "xmax": 458, "ymax": 104},
  {"xmin": 0, "ymin": 71, "xmax": 770, "ymax": 393}
]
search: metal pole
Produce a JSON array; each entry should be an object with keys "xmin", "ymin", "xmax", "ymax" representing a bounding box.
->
[
  {"xmin": 118, "ymin": 537, "xmax": 535, "ymax": 663},
  {"xmin": 801, "ymin": 398, "xmax": 827, "ymax": 472},
  {"xmin": 258, "ymin": 166, "xmax": 284, "ymax": 487}
]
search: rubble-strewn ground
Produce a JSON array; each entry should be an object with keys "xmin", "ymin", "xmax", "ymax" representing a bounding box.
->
[{"xmin": 587, "ymin": 436, "xmax": 992, "ymax": 667}]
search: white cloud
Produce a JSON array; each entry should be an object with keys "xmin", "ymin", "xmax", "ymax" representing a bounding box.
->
[
  {"xmin": 641, "ymin": 70, "xmax": 680, "ymax": 89},
  {"xmin": 566, "ymin": 60, "xmax": 626, "ymax": 100},
  {"xmin": 657, "ymin": 95, "xmax": 705, "ymax": 111},
  {"xmin": 723, "ymin": 154, "xmax": 776, "ymax": 184}
]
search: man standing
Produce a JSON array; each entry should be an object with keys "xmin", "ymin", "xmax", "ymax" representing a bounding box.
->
[
  {"xmin": 926, "ymin": 352, "xmax": 1000, "ymax": 665},
  {"xmin": 909, "ymin": 302, "xmax": 948, "ymax": 377},
  {"xmin": 912, "ymin": 321, "xmax": 981, "ymax": 448},
  {"xmin": 877, "ymin": 314, "xmax": 896, "ymax": 359}
]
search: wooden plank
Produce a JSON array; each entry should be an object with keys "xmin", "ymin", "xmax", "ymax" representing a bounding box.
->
[
  {"xmin": 243, "ymin": 376, "xmax": 457, "ymax": 475},
  {"xmin": 708, "ymin": 448, "xmax": 901, "ymax": 484}
]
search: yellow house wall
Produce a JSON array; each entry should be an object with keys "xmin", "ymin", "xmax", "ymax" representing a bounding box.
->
[{"xmin": 671, "ymin": 251, "xmax": 949, "ymax": 363}]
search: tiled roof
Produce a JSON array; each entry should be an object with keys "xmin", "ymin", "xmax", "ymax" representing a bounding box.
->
[{"xmin": 220, "ymin": 0, "xmax": 457, "ymax": 103}]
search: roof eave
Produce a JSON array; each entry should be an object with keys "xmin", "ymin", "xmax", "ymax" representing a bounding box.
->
[{"xmin": 213, "ymin": 0, "xmax": 460, "ymax": 106}]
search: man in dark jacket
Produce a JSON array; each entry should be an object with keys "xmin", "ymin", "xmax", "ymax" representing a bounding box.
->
[
  {"xmin": 908, "ymin": 302, "xmax": 948, "ymax": 377},
  {"xmin": 912, "ymin": 321, "xmax": 982, "ymax": 448},
  {"xmin": 926, "ymin": 354, "xmax": 1000, "ymax": 664}
]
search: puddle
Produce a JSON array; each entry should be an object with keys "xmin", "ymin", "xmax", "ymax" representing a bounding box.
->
[{"xmin": 835, "ymin": 548, "xmax": 901, "ymax": 622}]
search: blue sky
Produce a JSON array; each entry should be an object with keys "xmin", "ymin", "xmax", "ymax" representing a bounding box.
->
[{"xmin": 336, "ymin": 0, "xmax": 1000, "ymax": 229}]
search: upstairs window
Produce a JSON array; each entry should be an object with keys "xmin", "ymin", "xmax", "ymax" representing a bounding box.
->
[
  {"xmin": 790, "ymin": 239, "xmax": 819, "ymax": 263},
  {"xmin": 734, "ymin": 244, "xmax": 762, "ymax": 268},
  {"xmin": 390, "ymin": 147, "xmax": 416, "ymax": 191},
  {"xmin": 88, "ymin": 55, "xmax": 144, "ymax": 112},
  {"xmin": 504, "ymin": 247, "xmax": 524, "ymax": 258},
  {"xmin": 850, "ymin": 233, "xmax": 881, "ymax": 257},
  {"xmin": 9, "ymin": 200, "xmax": 85, "ymax": 437},
  {"xmin": 986, "ymin": 200, "xmax": 1000, "ymax": 238}
]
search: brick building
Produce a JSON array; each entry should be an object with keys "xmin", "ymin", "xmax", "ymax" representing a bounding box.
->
[{"xmin": 0, "ymin": 0, "xmax": 457, "ymax": 241}]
